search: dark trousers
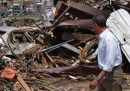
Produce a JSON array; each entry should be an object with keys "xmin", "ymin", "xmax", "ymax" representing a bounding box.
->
[{"xmin": 98, "ymin": 66, "xmax": 124, "ymax": 91}]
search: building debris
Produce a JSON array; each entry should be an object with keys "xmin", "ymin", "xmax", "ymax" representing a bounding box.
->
[{"xmin": 0, "ymin": 0, "xmax": 130, "ymax": 90}]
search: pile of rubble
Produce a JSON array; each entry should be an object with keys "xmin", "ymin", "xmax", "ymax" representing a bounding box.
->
[
  {"xmin": 0, "ymin": 0, "xmax": 130, "ymax": 91},
  {"xmin": 0, "ymin": 18, "xmax": 37, "ymax": 27}
]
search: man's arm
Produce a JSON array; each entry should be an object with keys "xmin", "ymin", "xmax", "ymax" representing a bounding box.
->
[
  {"xmin": 98, "ymin": 70, "xmax": 108, "ymax": 79},
  {"xmin": 89, "ymin": 70, "xmax": 108, "ymax": 89}
]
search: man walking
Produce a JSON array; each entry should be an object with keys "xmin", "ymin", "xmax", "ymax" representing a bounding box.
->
[{"xmin": 89, "ymin": 14, "xmax": 124, "ymax": 91}]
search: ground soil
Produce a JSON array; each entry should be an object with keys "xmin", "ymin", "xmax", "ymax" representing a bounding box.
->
[{"xmin": 42, "ymin": 74, "xmax": 130, "ymax": 91}]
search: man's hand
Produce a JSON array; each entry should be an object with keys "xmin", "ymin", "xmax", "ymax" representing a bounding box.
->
[{"xmin": 89, "ymin": 79, "xmax": 99, "ymax": 89}]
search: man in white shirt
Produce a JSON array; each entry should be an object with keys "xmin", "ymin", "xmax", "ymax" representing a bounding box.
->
[{"xmin": 89, "ymin": 14, "xmax": 124, "ymax": 91}]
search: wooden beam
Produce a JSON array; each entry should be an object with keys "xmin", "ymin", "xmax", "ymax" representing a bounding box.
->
[{"xmin": 16, "ymin": 73, "xmax": 32, "ymax": 91}]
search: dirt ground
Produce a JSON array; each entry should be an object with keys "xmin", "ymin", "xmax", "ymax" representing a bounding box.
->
[
  {"xmin": 41, "ymin": 74, "xmax": 130, "ymax": 91},
  {"xmin": 43, "ymin": 76, "xmax": 94, "ymax": 91}
]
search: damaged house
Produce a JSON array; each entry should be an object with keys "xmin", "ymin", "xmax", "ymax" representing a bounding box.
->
[{"xmin": 0, "ymin": 0, "xmax": 130, "ymax": 90}]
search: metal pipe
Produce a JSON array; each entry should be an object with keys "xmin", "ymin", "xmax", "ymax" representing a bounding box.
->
[{"xmin": 42, "ymin": 39, "xmax": 74, "ymax": 52}]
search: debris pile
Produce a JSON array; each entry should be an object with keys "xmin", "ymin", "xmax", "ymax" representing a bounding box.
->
[{"xmin": 0, "ymin": 0, "xmax": 130, "ymax": 90}]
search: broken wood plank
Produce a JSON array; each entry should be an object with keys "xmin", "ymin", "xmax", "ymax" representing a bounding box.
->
[
  {"xmin": 22, "ymin": 44, "xmax": 42, "ymax": 56},
  {"xmin": 41, "ymin": 56, "xmax": 49, "ymax": 68},
  {"xmin": 45, "ymin": 53, "xmax": 54, "ymax": 63},
  {"xmin": 69, "ymin": 1, "xmax": 108, "ymax": 15},
  {"xmin": 32, "ymin": 65, "xmax": 100, "ymax": 76},
  {"xmin": 79, "ymin": 36, "xmax": 98, "ymax": 63},
  {"xmin": 36, "ymin": 24, "xmax": 57, "ymax": 43},
  {"xmin": 55, "ymin": 59, "xmax": 71, "ymax": 66},
  {"xmin": 16, "ymin": 73, "xmax": 32, "ymax": 91}
]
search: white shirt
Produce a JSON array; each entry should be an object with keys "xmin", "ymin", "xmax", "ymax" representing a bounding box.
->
[{"xmin": 98, "ymin": 28, "xmax": 122, "ymax": 72}]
